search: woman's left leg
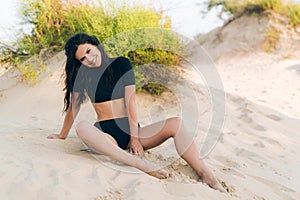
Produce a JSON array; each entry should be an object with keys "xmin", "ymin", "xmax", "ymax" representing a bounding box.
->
[
  {"xmin": 138, "ymin": 117, "xmax": 224, "ymax": 192},
  {"xmin": 76, "ymin": 121, "xmax": 169, "ymax": 179}
]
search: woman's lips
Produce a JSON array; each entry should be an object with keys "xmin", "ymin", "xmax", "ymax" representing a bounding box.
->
[{"xmin": 89, "ymin": 57, "xmax": 97, "ymax": 66}]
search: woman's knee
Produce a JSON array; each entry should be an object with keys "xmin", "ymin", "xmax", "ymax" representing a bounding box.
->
[
  {"xmin": 166, "ymin": 117, "xmax": 183, "ymax": 137},
  {"xmin": 75, "ymin": 121, "xmax": 90, "ymax": 137},
  {"xmin": 167, "ymin": 117, "xmax": 183, "ymax": 126}
]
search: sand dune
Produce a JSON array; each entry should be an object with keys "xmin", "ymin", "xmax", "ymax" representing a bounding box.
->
[
  {"xmin": 0, "ymin": 47, "xmax": 299, "ymax": 199},
  {"xmin": 1, "ymin": 13, "xmax": 300, "ymax": 199}
]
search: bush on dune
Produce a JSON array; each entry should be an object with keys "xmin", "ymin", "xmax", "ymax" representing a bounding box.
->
[
  {"xmin": 207, "ymin": 0, "xmax": 300, "ymax": 27},
  {"xmin": 1, "ymin": 0, "xmax": 183, "ymax": 93},
  {"xmin": 207, "ymin": 0, "xmax": 300, "ymax": 53}
]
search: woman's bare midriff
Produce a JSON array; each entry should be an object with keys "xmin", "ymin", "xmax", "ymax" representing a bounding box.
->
[{"xmin": 93, "ymin": 98, "xmax": 127, "ymax": 122}]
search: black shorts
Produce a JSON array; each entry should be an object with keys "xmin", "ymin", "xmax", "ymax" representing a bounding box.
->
[{"xmin": 94, "ymin": 117, "xmax": 131, "ymax": 150}]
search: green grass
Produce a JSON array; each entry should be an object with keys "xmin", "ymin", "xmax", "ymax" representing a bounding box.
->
[
  {"xmin": 288, "ymin": 3, "xmax": 300, "ymax": 26},
  {"xmin": 208, "ymin": 0, "xmax": 300, "ymax": 26},
  {"xmin": 207, "ymin": 0, "xmax": 300, "ymax": 53},
  {"xmin": 1, "ymin": 0, "xmax": 184, "ymax": 92},
  {"xmin": 263, "ymin": 27, "xmax": 281, "ymax": 53}
]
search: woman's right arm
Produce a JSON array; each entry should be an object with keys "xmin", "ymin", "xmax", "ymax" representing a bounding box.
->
[{"xmin": 47, "ymin": 93, "xmax": 81, "ymax": 140}]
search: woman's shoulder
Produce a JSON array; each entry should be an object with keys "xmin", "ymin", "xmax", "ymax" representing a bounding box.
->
[
  {"xmin": 113, "ymin": 56, "xmax": 131, "ymax": 65},
  {"xmin": 111, "ymin": 56, "xmax": 132, "ymax": 71}
]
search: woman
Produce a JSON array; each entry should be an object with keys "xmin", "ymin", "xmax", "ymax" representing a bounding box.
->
[{"xmin": 47, "ymin": 33, "xmax": 224, "ymax": 191}]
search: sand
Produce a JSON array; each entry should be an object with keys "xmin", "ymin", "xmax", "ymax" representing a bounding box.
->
[
  {"xmin": 1, "ymin": 21, "xmax": 300, "ymax": 199},
  {"xmin": 0, "ymin": 48, "xmax": 299, "ymax": 200}
]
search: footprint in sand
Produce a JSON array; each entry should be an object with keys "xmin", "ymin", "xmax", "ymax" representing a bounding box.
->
[
  {"xmin": 95, "ymin": 190, "xmax": 123, "ymax": 200},
  {"xmin": 253, "ymin": 141, "xmax": 265, "ymax": 148},
  {"xmin": 30, "ymin": 116, "xmax": 39, "ymax": 121},
  {"xmin": 239, "ymin": 114, "xmax": 253, "ymax": 123},
  {"xmin": 215, "ymin": 155, "xmax": 246, "ymax": 179},
  {"xmin": 236, "ymin": 102, "xmax": 267, "ymax": 131},
  {"xmin": 251, "ymin": 124, "xmax": 266, "ymax": 131},
  {"xmin": 239, "ymin": 113, "xmax": 266, "ymax": 131},
  {"xmin": 215, "ymin": 155, "xmax": 245, "ymax": 168},
  {"xmin": 229, "ymin": 95, "xmax": 246, "ymax": 105},
  {"xmin": 265, "ymin": 114, "xmax": 282, "ymax": 121},
  {"xmin": 221, "ymin": 166, "xmax": 246, "ymax": 178},
  {"xmin": 259, "ymin": 136, "xmax": 282, "ymax": 147},
  {"xmin": 249, "ymin": 175, "xmax": 296, "ymax": 200},
  {"xmin": 227, "ymin": 131, "xmax": 238, "ymax": 136},
  {"xmin": 0, "ymin": 91, "xmax": 4, "ymax": 100},
  {"xmin": 235, "ymin": 148, "xmax": 260, "ymax": 158}
]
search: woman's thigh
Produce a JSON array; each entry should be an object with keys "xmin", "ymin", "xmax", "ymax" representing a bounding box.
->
[
  {"xmin": 76, "ymin": 121, "xmax": 118, "ymax": 146},
  {"xmin": 138, "ymin": 117, "xmax": 182, "ymax": 150}
]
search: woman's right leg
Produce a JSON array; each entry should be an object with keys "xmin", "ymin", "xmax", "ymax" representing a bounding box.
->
[
  {"xmin": 75, "ymin": 121, "xmax": 169, "ymax": 179},
  {"xmin": 138, "ymin": 117, "xmax": 225, "ymax": 192}
]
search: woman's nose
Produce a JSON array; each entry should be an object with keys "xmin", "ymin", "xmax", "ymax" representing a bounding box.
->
[{"xmin": 85, "ymin": 54, "xmax": 92, "ymax": 62}]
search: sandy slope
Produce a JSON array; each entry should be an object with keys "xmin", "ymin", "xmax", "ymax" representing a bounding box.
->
[
  {"xmin": 0, "ymin": 46, "xmax": 299, "ymax": 200},
  {"xmin": 0, "ymin": 51, "xmax": 228, "ymax": 200},
  {"xmin": 1, "ymin": 12, "xmax": 300, "ymax": 199}
]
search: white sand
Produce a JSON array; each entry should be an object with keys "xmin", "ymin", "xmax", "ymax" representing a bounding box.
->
[{"xmin": 1, "ymin": 15, "xmax": 300, "ymax": 199}]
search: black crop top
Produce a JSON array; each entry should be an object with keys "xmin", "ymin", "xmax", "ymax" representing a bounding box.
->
[{"xmin": 73, "ymin": 56, "xmax": 135, "ymax": 103}]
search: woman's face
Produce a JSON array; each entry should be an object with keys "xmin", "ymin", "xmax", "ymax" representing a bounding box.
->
[{"xmin": 75, "ymin": 43, "xmax": 102, "ymax": 67}]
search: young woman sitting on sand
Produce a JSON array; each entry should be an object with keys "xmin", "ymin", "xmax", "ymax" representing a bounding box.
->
[{"xmin": 47, "ymin": 33, "xmax": 224, "ymax": 192}]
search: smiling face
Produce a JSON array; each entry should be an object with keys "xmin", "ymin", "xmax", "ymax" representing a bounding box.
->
[{"xmin": 75, "ymin": 43, "xmax": 102, "ymax": 67}]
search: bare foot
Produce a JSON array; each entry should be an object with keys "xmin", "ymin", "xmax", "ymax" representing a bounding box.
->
[
  {"xmin": 146, "ymin": 168, "xmax": 170, "ymax": 179},
  {"xmin": 136, "ymin": 158, "xmax": 170, "ymax": 179},
  {"xmin": 201, "ymin": 171, "xmax": 226, "ymax": 192}
]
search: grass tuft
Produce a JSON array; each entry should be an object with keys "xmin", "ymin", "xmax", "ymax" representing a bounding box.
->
[{"xmin": 1, "ymin": 0, "xmax": 184, "ymax": 95}]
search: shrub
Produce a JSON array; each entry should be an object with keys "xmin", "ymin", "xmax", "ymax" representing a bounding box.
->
[
  {"xmin": 288, "ymin": 3, "xmax": 300, "ymax": 27},
  {"xmin": 207, "ymin": 0, "xmax": 299, "ymax": 24},
  {"xmin": 207, "ymin": 0, "xmax": 300, "ymax": 53},
  {"xmin": 1, "ymin": 0, "xmax": 184, "ymax": 94},
  {"xmin": 263, "ymin": 27, "xmax": 281, "ymax": 53}
]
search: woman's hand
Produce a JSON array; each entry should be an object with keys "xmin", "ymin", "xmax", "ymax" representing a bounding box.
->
[
  {"xmin": 47, "ymin": 134, "xmax": 66, "ymax": 140},
  {"xmin": 129, "ymin": 138, "xmax": 144, "ymax": 157}
]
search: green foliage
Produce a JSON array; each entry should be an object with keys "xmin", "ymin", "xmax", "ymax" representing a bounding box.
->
[
  {"xmin": 127, "ymin": 48, "xmax": 181, "ymax": 67},
  {"xmin": 208, "ymin": 0, "xmax": 283, "ymax": 15},
  {"xmin": 140, "ymin": 83, "xmax": 167, "ymax": 96},
  {"xmin": 207, "ymin": 0, "xmax": 300, "ymax": 53},
  {"xmin": 255, "ymin": 0, "xmax": 283, "ymax": 12},
  {"xmin": 288, "ymin": 4, "xmax": 300, "ymax": 27},
  {"xmin": 207, "ymin": 0, "xmax": 300, "ymax": 26},
  {"xmin": 1, "ymin": 0, "xmax": 184, "ymax": 94},
  {"xmin": 263, "ymin": 27, "xmax": 281, "ymax": 53},
  {"xmin": 14, "ymin": 55, "xmax": 46, "ymax": 85},
  {"xmin": 133, "ymin": 61, "xmax": 177, "ymax": 96},
  {"xmin": 17, "ymin": 64, "xmax": 42, "ymax": 85},
  {"xmin": 18, "ymin": 0, "xmax": 107, "ymax": 55},
  {"xmin": 208, "ymin": 0, "xmax": 244, "ymax": 15}
]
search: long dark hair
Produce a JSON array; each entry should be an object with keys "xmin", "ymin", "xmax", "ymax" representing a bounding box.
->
[{"xmin": 63, "ymin": 33, "xmax": 111, "ymax": 112}]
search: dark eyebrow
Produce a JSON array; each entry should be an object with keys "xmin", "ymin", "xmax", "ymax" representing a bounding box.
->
[{"xmin": 79, "ymin": 47, "xmax": 89, "ymax": 62}]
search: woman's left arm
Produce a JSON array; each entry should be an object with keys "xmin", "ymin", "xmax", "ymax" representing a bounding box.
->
[{"xmin": 125, "ymin": 85, "xmax": 144, "ymax": 157}]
